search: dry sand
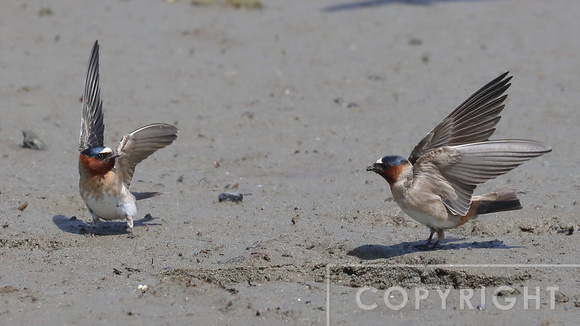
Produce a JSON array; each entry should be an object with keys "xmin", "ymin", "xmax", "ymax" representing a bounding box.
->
[{"xmin": 1, "ymin": 0, "xmax": 579, "ymax": 325}]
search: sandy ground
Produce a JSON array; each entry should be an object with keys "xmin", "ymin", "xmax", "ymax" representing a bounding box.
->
[{"xmin": 1, "ymin": 0, "xmax": 579, "ymax": 325}]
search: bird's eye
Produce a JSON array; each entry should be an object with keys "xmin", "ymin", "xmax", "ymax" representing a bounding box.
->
[{"xmin": 96, "ymin": 153, "xmax": 105, "ymax": 160}]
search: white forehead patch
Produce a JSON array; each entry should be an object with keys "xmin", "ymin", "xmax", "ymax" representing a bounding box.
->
[
  {"xmin": 99, "ymin": 147, "xmax": 113, "ymax": 154},
  {"xmin": 375, "ymin": 158, "xmax": 383, "ymax": 164}
]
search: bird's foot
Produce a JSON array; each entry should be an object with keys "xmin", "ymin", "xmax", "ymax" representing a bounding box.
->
[
  {"xmin": 416, "ymin": 242, "xmax": 440, "ymax": 250},
  {"xmin": 415, "ymin": 237, "xmax": 441, "ymax": 250},
  {"xmin": 88, "ymin": 225, "xmax": 98, "ymax": 237}
]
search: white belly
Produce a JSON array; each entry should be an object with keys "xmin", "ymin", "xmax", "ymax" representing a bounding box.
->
[
  {"xmin": 391, "ymin": 183, "xmax": 457, "ymax": 229},
  {"xmin": 84, "ymin": 190, "xmax": 137, "ymax": 221},
  {"xmin": 397, "ymin": 205, "xmax": 457, "ymax": 229}
]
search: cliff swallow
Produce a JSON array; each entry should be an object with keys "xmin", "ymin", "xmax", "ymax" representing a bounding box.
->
[
  {"xmin": 78, "ymin": 41, "xmax": 178, "ymax": 236},
  {"xmin": 367, "ymin": 72, "xmax": 551, "ymax": 247}
]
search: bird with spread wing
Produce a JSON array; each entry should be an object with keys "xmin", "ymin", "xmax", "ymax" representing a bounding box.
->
[
  {"xmin": 367, "ymin": 72, "xmax": 551, "ymax": 247},
  {"xmin": 78, "ymin": 41, "xmax": 178, "ymax": 236}
]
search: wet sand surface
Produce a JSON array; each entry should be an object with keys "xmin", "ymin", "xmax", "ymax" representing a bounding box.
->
[{"xmin": 1, "ymin": 0, "xmax": 579, "ymax": 324}]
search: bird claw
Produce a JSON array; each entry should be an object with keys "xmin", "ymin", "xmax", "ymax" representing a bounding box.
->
[
  {"xmin": 415, "ymin": 238, "xmax": 441, "ymax": 250},
  {"xmin": 88, "ymin": 226, "xmax": 98, "ymax": 237},
  {"xmin": 416, "ymin": 243, "xmax": 438, "ymax": 251}
]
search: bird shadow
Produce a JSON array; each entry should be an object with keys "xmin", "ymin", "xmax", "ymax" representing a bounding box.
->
[
  {"xmin": 322, "ymin": 0, "xmax": 492, "ymax": 12},
  {"xmin": 348, "ymin": 238, "xmax": 518, "ymax": 260},
  {"xmin": 52, "ymin": 214, "xmax": 162, "ymax": 236}
]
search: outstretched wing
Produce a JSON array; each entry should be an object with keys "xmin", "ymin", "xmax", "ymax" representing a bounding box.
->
[
  {"xmin": 408, "ymin": 72, "xmax": 512, "ymax": 164},
  {"xmin": 79, "ymin": 40, "xmax": 104, "ymax": 152},
  {"xmin": 411, "ymin": 140, "xmax": 551, "ymax": 216},
  {"xmin": 114, "ymin": 123, "xmax": 178, "ymax": 187}
]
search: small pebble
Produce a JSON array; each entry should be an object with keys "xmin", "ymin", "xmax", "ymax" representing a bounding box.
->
[
  {"xmin": 246, "ymin": 244, "xmax": 262, "ymax": 250},
  {"xmin": 218, "ymin": 192, "xmax": 243, "ymax": 202},
  {"xmin": 22, "ymin": 130, "xmax": 46, "ymax": 150},
  {"xmin": 15, "ymin": 202, "xmax": 28, "ymax": 211},
  {"xmin": 409, "ymin": 38, "xmax": 423, "ymax": 46}
]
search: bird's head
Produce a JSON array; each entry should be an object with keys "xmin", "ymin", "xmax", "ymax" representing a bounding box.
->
[
  {"xmin": 366, "ymin": 155, "xmax": 410, "ymax": 184},
  {"xmin": 79, "ymin": 146, "xmax": 117, "ymax": 176}
]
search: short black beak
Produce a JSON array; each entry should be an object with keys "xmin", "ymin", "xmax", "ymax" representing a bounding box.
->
[{"xmin": 366, "ymin": 165, "xmax": 376, "ymax": 172}]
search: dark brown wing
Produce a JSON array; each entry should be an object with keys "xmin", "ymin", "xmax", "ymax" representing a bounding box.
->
[
  {"xmin": 79, "ymin": 40, "xmax": 105, "ymax": 152},
  {"xmin": 408, "ymin": 72, "xmax": 512, "ymax": 164},
  {"xmin": 412, "ymin": 140, "xmax": 551, "ymax": 215},
  {"xmin": 114, "ymin": 123, "xmax": 178, "ymax": 187}
]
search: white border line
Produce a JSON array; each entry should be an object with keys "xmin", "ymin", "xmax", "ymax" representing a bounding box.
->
[
  {"xmin": 325, "ymin": 263, "xmax": 580, "ymax": 326},
  {"xmin": 327, "ymin": 263, "xmax": 580, "ymax": 269}
]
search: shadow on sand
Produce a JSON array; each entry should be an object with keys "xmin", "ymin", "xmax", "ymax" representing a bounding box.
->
[
  {"xmin": 52, "ymin": 214, "xmax": 161, "ymax": 236},
  {"xmin": 348, "ymin": 238, "xmax": 517, "ymax": 260},
  {"xmin": 322, "ymin": 0, "xmax": 492, "ymax": 12}
]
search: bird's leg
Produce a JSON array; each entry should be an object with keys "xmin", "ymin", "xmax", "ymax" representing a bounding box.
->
[
  {"xmin": 426, "ymin": 227, "xmax": 436, "ymax": 244},
  {"xmin": 416, "ymin": 228, "xmax": 438, "ymax": 250},
  {"xmin": 437, "ymin": 229, "xmax": 445, "ymax": 243},
  {"xmin": 429, "ymin": 229, "xmax": 445, "ymax": 249},
  {"xmin": 126, "ymin": 215, "xmax": 135, "ymax": 238},
  {"xmin": 89, "ymin": 209, "xmax": 101, "ymax": 237},
  {"xmin": 420, "ymin": 228, "xmax": 444, "ymax": 249}
]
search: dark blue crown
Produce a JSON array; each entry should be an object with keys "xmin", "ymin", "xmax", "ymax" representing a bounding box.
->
[
  {"xmin": 81, "ymin": 146, "xmax": 107, "ymax": 158},
  {"xmin": 379, "ymin": 155, "xmax": 408, "ymax": 168}
]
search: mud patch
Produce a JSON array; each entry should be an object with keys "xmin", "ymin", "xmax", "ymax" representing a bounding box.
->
[
  {"xmin": 0, "ymin": 285, "xmax": 39, "ymax": 303},
  {"xmin": 162, "ymin": 263, "xmax": 532, "ymax": 290},
  {"xmin": 327, "ymin": 265, "xmax": 532, "ymax": 289},
  {"xmin": 163, "ymin": 263, "xmax": 326, "ymax": 286},
  {"xmin": 0, "ymin": 234, "xmax": 71, "ymax": 251}
]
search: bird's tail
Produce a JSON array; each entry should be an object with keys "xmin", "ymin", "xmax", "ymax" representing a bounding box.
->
[{"xmin": 472, "ymin": 188, "xmax": 523, "ymax": 215}]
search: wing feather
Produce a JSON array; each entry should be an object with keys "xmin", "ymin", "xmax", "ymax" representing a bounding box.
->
[
  {"xmin": 408, "ymin": 72, "xmax": 512, "ymax": 164},
  {"xmin": 114, "ymin": 123, "xmax": 178, "ymax": 187},
  {"xmin": 412, "ymin": 140, "xmax": 551, "ymax": 215},
  {"xmin": 79, "ymin": 40, "xmax": 104, "ymax": 152}
]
